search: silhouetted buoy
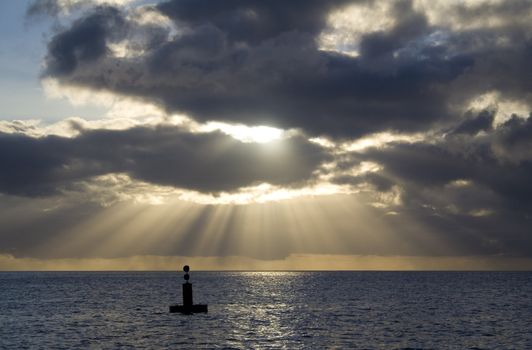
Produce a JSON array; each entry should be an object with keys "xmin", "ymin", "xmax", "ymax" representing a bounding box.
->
[{"xmin": 169, "ymin": 265, "xmax": 208, "ymax": 314}]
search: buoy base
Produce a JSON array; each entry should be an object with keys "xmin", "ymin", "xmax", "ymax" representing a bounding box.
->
[{"xmin": 169, "ymin": 304, "xmax": 208, "ymax": 314}]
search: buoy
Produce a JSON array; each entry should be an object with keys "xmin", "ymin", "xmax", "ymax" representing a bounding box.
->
[{"xmin": 169, "ymin": 265, "xmax": 208, "ymax": 314}]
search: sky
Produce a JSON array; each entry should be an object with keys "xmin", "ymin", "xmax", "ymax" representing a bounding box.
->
[{"xmin": 1, "ymin": 0, "xmax": 532, "ymax": 270}]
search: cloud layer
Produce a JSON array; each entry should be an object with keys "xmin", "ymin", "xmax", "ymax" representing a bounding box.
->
[
  {"xmin": 2, "ymin": 0, "xmax": 530, "ymax": 264},
  {"xmin": 0, "ymin": 124, "xmax": 328, "ymax": 196},
  {"xmin": 37, "ymin": 0, "xmax": 532, "ymax": 138}
]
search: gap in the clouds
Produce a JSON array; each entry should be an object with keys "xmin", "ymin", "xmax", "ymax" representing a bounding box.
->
[{"xmin": 199, "ymin": 122, "xmax": 285, "ymax": 144}]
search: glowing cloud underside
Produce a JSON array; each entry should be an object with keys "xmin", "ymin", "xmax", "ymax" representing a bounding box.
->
[{"xmin": 200, "ymin": 123, "xmax": 285, "ymax": 144}]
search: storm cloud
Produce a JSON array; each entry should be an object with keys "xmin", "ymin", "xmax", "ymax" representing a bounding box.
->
[
  {"xmin": 0, "ymin": 125, "xmax": 328, "ymax": 196},
  {"xmin": 328, "ymin": 110, "xmax": 532, "ymax": 258},
  {"xmin": 363, "ymin": 113, "xmax": 532, "ymax": 211},
  {"xmin": 37, "ymin": 0, "xmax": 530, "ymax": 137}
]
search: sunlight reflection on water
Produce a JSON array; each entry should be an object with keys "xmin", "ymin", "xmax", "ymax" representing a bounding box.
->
[{"xmin": 1, "ymin": 271, "xmax": 531, "ymax": 349}]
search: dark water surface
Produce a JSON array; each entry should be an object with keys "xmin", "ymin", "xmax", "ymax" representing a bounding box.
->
[{"xmin": 1, "ymin": 271, "xmax": 531, "ymax": 349}]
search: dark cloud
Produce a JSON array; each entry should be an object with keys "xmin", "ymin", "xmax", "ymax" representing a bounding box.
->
[
  {"xmin": 450, "ymin": 110, "xmax": 494, "ymax": 135},
  {"xmin": 363, "ymin": 115, "xmax": 532, "ymax": 211},
  {"xmin": 310, "ymin": 109, "xmax": 532, "ymax": 258},
  {"xmin": 0, "ymin": 125, "xmax": 329, "ymax": 196},
  {"xmin": 45, "ymin": 6, "xmax": 126, "ymax": 76},
  {"xmin": 366, "ymin": 143, "xmax": 478, "ymax": 187},
  {"xmin": 332, "ymin": 172, "xmax": 394, "ymax": 192},
  {"xmin": 36, "ymin": 0, "xmax": 495, "ymax": 138},
  {"xmin": 0, "ymin": 133, "xmax": 69, "ymax": 196},
  {"xmin": 358, "ymin": 0, "xmax": 429, "ymax": 61},
  {"xmin": 492, "ymin": 113, "xmax": 532, "ymax": 163},
  {"xmin": 157, "ymin": 0, "xmax": 354, "ymax": 45}
]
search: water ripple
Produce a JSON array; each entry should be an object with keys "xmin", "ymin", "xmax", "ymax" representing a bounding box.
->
[{"xmin": 0, "ymin": 271, "xmax": 531, "ymax": 349}]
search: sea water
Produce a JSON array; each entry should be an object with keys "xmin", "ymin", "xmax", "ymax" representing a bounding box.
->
[{"xmin": 1, "ymin": 271, "xmax": 531, "ymax": 349}]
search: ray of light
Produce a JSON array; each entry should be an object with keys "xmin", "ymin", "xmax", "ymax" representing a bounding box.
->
[
  {"xmin": 40, "ymin": 201, "xmax": 148, "ymax": 258},
  {"xmin": 28, "ymin": 190, "xmax": 464, "ymax": 267}
]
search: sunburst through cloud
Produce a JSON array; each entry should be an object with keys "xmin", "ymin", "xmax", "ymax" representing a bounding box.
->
[
  {"xmin": 1, "ymin": 0, "xmax": 532, "ymax": 346},
  {"xmin": 1, "ymin": 0, "xmax": 532, "ymax": 270}
]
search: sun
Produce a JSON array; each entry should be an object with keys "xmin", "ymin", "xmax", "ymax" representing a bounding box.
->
[
  {"xmin": 203, "ymin": 122, "xmax": 284, "ymax": 143},
  {"xmin": 240, "ymin": 125, "xmax": 284, "ymax": 143}
]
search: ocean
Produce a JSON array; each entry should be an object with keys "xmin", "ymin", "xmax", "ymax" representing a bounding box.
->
[{"xmin": 1, "ymin": 271, "xmax": 531, "ymax": 349}]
